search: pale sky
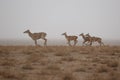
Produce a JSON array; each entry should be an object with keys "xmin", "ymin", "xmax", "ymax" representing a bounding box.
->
[{"xmin": 0, "ymin": 0, "xmax": 120, "ymax": 40}]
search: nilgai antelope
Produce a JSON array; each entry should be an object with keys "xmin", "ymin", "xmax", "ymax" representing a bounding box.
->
[
  {"xmin": 86, "ymin": 33, "xmax": 104, "ymax": 46},
  {"xmin": 23, "ymin": 30, "xmax": 47, "ymax": 46},
  {"xmin": 79, "ymin": 33, "xmax": 92, "ymax": 46},
  {"xmin": 62, "ymin": 32, "xmax": 78, "ymax": 46}
]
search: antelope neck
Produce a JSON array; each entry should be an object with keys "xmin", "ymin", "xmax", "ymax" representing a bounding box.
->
[
  {"xmin": 64, "ymin": 34, "xmax": 68, "ymax": 38},
  {"xmin": 28, "ymin": 31, "xmax": 32, "ymax": 37},
  {"xmin": 81, "ymin": 34, "xmax": 86, "ymax": 40}
]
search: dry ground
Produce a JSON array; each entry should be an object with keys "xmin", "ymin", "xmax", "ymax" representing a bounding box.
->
[{"xmin": 0, "ymin": 45, "xmax": 120, "ymax": 80}]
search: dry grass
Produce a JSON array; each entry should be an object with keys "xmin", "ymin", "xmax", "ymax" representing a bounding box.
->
[
  {"xmin": 46, "ymin": 64, "xmax": 61, "ymax": 70},
  {"xmin": 54, "ymin": 51, "xmax": 69, "ymax": 56},
  {"xmin": 22, "ymin": 63, "xmax": 34, "ymax": 70},
  {"xmin": 0, "ymin": 45, "xmax": 119, "ymax": 80},
  {"xmin": 86, "ymin": 71, "xmax": 120, "ymax": 80},
  {"xmin": 96, "ymin": 65, "xmax": 109, "ymax": 73},
  {"xmin": 0, "ymin": 58, "xmax": 17, "ymax": 66},
  {"xmin": 74, "ymin": 67, "xmax": 86, "ymax": 72},
  {"xmin": 61, "ymin": 72, "xmax": 76, "ymax": 80},
  {"xmin": 0, "ymin": 68, "xmax": 24, "ymax": 80},
  {"xmin": 107, "ymin": 60, "xmax": 119, "ymax": 68},
  {"xmin": 61, "ymin": 56, "xmax": 76, "ymax": 62}
]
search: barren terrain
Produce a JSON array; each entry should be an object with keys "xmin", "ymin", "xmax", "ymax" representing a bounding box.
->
[{"xmin": 0, "ymin": 45, "xmax": 120, "ymax": 80}]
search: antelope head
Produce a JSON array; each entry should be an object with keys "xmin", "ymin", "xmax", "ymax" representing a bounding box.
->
[
  {"xmin": 85, "ymin": 33, "xmax": 90, "ymax": 37},
  {"xmin": 24, "ymin": 30, "xmax": 30, "ymax": 33},
  {"xmin": 62, "ymin": 32, "xmax": 66, "ymax": 35},
  {"xmin": 79, "ymin": 33, "xmax": 84, "ymax": 36}
]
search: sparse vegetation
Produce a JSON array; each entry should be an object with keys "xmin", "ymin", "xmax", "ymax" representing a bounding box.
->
[
  {"xmin": 0, "ymin": 68, "xmax": 24, "ymax": 79},
  {"xmin": 107, "ymin": 60, "xmax": 119, "ymax": 68},
  {"xmin": 96, "ymin": 65, "xmax": 109, "ymax": 73},
  {"xmin": 61, "ymin": 72, "xmax": 76, "ymax": 80},
  {"xmin": 75, "ymin": 67, "xmax": 86, "ymax": 72},
  {"xmin": 46, "ymin": 64, "xmax": 60, "ymax": 70},
  {"xmin": 22, "ymin": 64, "xmax": 34, "ymax": 70},
  {"xmin": 0, "ymin": 46, "xmax": 119, "ymax": 80}
]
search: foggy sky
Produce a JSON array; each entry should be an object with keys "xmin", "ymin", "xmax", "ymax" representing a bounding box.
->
[{"xmin": 0, "ymin": 0, "xmax": 120, "ymax": 40}]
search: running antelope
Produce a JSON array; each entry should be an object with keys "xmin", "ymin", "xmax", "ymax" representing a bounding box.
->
[
  {"xmin": 62, "ymin": 32, "xmax": 78, "ymax": 46},
  {"xmin": 79, "ymin": 33, "xmax": 92, "ymax": 46},
  {"xmin": 24, "ymin": 30, "xmax": 47, "ymax": 46},
  {"xmin": 86, "ymin": 33, "xmax": 104, "ymax": 46}
]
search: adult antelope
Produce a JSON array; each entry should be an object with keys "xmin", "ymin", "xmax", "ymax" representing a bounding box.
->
[
  {"xmin": 62, "ymin": 32, "xmax": 78, "ymax": 46},
  {"xmin": 23, "ymin": 30, "xmax": 47, "ymax": 46},
  {"xmin": 79, "ymin": 33, "xmax": 92, "ymax": 46},
  {"xmin": 86, "ymin": 33, "xmax": 104, "ymax": 46}
]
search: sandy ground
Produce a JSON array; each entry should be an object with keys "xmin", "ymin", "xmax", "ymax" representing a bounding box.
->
[{"xmin": 0, "ymin": 45, "xmax": 120, "ymax": 80}]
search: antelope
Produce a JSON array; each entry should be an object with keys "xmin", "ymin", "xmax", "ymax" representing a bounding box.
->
[
  {"xmin": 86, "ymin": 33, "xmax": 104, "ymax": 46},
  {"xmin": 79, "ymin": 33, "xmax": 92, "ymax": 46},
  {"xmin": 62, "ymin": 32, "xmax": 78, "ymax": 46},
  {"xmin": 23, "ymin": 30, "xmax": 47, "ymax": 46}
]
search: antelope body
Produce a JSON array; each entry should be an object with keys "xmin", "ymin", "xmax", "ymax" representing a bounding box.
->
[
  {"xmin": 86, "ymin": 33, "xmax": 104, "ymax": 46},
  {"xmin": 79, "ymin": 33, "xmax": 92, "ymax": 46},
  {"xmin": 62, "ymin": 32, "xmax": 78, "ymax": 46},
  {"xmin": 24, "ymin": 30, "xmax": 47, "ymax": 46}
]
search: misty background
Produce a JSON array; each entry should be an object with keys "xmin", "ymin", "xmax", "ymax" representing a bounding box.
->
[{"xmin": 0, "ymin": 0, "xmax": 120, "ymax": 45}]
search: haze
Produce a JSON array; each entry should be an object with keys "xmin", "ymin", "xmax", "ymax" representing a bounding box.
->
[{"xmin": 0, "ymin": 0, "xmax": 120, "ymax": 41}]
